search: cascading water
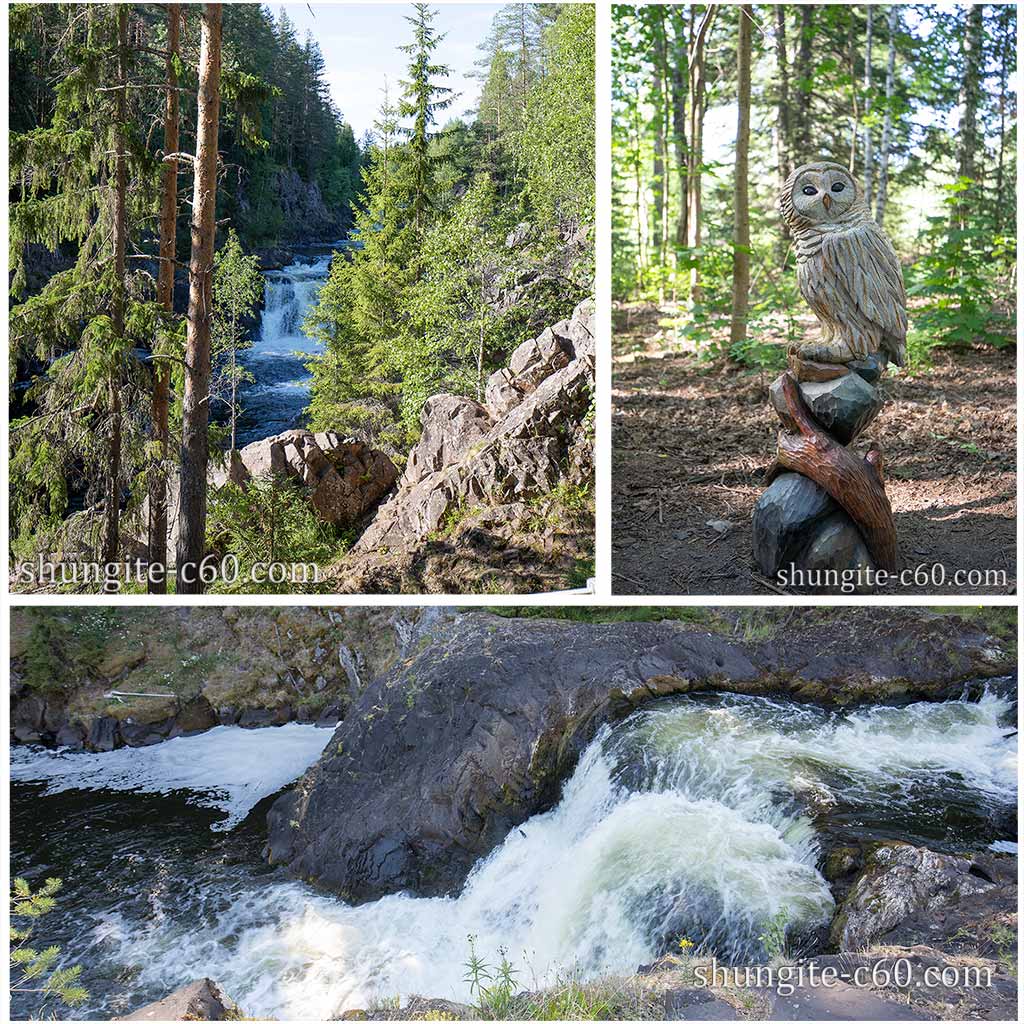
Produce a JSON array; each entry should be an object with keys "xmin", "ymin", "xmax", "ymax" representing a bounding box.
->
[
  {"xmin": 234, "ymin": 251, "xmax": 337, "ymax": 446},
  {"xmin": 10, "ymin": 690, "xmax": 1017, "ymax": 1020}
]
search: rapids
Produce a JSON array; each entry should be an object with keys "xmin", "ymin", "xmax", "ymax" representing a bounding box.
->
[{"xmin": 10, "ymin": 690, "xmax": 1017, "ymax": 1019}]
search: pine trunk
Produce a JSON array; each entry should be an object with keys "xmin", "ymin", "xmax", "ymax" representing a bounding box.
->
[
  {"xmin": 729, "ymin": 6, "xmax": 752, "ymax": 348},
  {"xmin": 774, "ymin": 5, "xmax": 792, "ymax": 250},
  {"xmin": 862, "ymin": 5, "xmax": 874, "ymax": 209},
  {"xmin": 671, "ymin": 10, "xmax": 688, "ymax": 250},
  {"xmin": 955, "ymin": 5, "xmax": 984, "ymax": 228},
  {"xmin": 148, "ymin": 2, "xmax": 180, "ymax": 593},
  {"xmin": 177, "ymin": 3, "xmax": 222, "ymax": 595},
  {"xmin": 103, "ymin": 4, "xmax": 129, "ymax": 569},
  {"xmin": 685, "ymin": 5, "xmax": 716, "ymax": 305}
]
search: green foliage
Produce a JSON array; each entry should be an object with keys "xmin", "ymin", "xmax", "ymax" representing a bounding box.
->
[
  {"xmin": 10, "ymin": 877, "xmax": 89, "ymax": 1012},
  {"xmin": 205, "ymin": 478, "xmax": 346, "ymax": 594},
  {"xmin": 20, "ymin": 608, "xmax": 125, "ymax": 692},
  {"xmin": 464, "ymin": 936, "xmax": 520, "ymax": 1020},
  {"xmin": 304, "ymin": 3, "xmax": 594, "ymax": 456},
  {"xmin": 212, "ymin": 229, "xmax": 264, "ymax": 449}
]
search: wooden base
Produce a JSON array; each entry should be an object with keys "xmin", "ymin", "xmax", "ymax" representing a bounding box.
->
[{"xmin": 765, "ymin": 372, "xmax": 898, "ymax": 571}]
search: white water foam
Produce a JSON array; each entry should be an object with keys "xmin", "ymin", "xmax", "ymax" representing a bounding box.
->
[
  {"xmin": 10, "ymin": 723, "xmax": 332, "ymax": 829},
  {"xmin": 251, "ymin": 255, "xmax": 333, "ymax": 363},
  {"xmin": 24, "ymin": 692, "xmax": 1017, "ymax": 1019}
]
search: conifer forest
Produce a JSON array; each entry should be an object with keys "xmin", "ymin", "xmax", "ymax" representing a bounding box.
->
[
  {"xmin": 8, "ymin": 3, "xmax": 597, "ymax": 595},
  {"xmin": 612, "ymin": 3, "xmax": 1017, "ymax": 596}
]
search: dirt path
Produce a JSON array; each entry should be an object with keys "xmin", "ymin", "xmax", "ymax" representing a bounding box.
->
[{"xmin": 612, "ymin": 304, "xmax": 1017, "ymax": 596}]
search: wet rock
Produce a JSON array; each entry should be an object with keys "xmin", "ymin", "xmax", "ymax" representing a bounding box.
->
[
  {"xmin": 11, "ymin": 694, "xmax": 47, "ymax": 744},
  {"xmin": 169, "ymin": 696, "xmax": 218, "ymax": 738},
  {"xmin": 120, "ymin": 977, "xmax": 238, "ymax": 1021},
  {"xmin": 55, "ymin": 721, "xmax": 87, "ymax": 750},
  {"xmin": 119, "ymin": 718, "xmax": 172, "ymax": 747},
  {"xmin": 315, "ymin": 704, "xmax": 342, "ymax": 728},
  {"xmin": 88, "ymin": 715, "xmax": 121, "ymax": 752},
  {"xmin": 798, "ymin": 373, "xmax": 883, "ymax": 444},
  {"xmin": 752, "ymin": 473, "xmax": 838, "ymax": 576},
  {"xmin": 831, "ymin": 843, "xmax": 997, "ymax": 950},
  {"xmin": 758, "ymin": 976, "xmax": 925, "ymax": 1020},
  {"xmin": 794, "ymin": 512, "xmax": 874, "ymax": 592},
  {"xmin": 217, "ymin": 705, "xmax": 239, "ymax": 726},
  {"xmin": 404, "ymin": 396, "xmax": 493, "ymax": 486}
]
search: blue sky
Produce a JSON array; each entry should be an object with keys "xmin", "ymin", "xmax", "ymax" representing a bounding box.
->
[{"xmin": 278, "ymin": 2, "xmax": 502, "ymax": 140}]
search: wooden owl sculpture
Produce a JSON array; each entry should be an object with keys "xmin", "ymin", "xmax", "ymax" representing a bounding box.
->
[{"xmin": 780, "ymin": 161, "xmax": 907, "ymax": 367}]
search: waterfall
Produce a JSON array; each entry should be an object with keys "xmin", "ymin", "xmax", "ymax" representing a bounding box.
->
[
  {"xmin": 235, "ymin": 253, "xmax": 334, "ymax": 446},
  {"xmin": 11, "ymin": 690, "xmax": 1015, "ymax": 1020}
]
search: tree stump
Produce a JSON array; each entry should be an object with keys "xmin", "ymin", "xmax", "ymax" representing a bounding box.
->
[{"xmin": 753, "ymin": 357, "xmax": 898, "ymax": 591}]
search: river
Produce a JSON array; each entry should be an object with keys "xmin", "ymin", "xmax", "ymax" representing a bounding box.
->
[
  {"xmin": 234, "ymin": 247, "xmax": 340, "ymax": 447},
  {"xmin": 9, "ymin": 689, "xmax": 1017, "ymax": 1020}
]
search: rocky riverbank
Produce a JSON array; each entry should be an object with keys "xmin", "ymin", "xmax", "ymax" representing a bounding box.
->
[{"xmin": 10, "ymin": 606, "xmax": 446, "ymax": 750}]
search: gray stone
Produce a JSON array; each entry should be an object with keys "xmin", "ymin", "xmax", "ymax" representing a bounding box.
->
[
  {"xmin": 120, "ymin": 978, "xmax": 238, "ymax": 1021},
  {"xmin": 848, "ymin": 353, "xmax": 886, "ymax": 385},
  {"xmin": 120, "ymin": 718, "xmax": 173, "ymax": 747},
  {"xmin": 664, "ymin": 988, "xmax": 739, "ymax": 1020},
  {"xmin": 794, "ymin": 512, "xmax": 874, "ymax": 593},
  {"xmin": 88, "ymin": 716, "xmax": 120, "ymax": 752},
  {"xmin": 798, "ymin": 373, "xmax": 883, "ymax": 444},
  {"xmin": 55, "ymin": 721, "xmax": 86, "ymax": 750},
  {"xmin": 831, "ymin": 843, "xmax": 995, "ymax": 951},
  {"xmin": 404, "ymin": 396, "xmax": 493, "ymax": 486},
  {"xmin": 752, "ymin": 473, "xmax": 838, "ymax": 577},
  {"xmin": 169, "ymin": 696, "xmax": 218, "ymax": 738}
]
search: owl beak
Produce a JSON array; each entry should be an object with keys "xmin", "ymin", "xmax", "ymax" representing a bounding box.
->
[{"xmin": 822, "ymin": 193, "xmax": 832, "ymax": 211}]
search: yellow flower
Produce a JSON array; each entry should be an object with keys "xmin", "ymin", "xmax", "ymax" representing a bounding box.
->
[{"xmin": 678, "ymin": 937, "xmax": 695, "ymax": 952}]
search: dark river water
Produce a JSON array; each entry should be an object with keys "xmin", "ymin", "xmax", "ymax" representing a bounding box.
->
[{"xmin": 9, "ymin": 690, "xmax": 1017, "ymax": 1020}]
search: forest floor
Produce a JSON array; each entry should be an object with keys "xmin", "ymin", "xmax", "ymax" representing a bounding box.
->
[{"xmin": 612, "ymin": 302, "xmax": 1017, "ymax": 596}]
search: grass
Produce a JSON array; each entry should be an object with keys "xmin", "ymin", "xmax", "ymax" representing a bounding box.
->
[{"xmin": 483, "ymin": 606, "xmax": 718, "ymax": 626}]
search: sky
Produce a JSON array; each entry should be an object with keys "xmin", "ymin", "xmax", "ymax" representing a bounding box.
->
[{"xmin": 279, "ymin": 2, "xmax": 502, "ymax": 140}]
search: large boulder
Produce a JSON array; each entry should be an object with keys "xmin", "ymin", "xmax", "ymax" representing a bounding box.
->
[
  {"xmin": 830, "ymin": 843, "xmax": 998, "ymax": 951},
  {"xmin": 265, "ymin": 611, "xmax": 1012, "ymax": 901},
  {"xmin": 120, "ymin": 978, "xmax": 238, "ymax": 1021}
]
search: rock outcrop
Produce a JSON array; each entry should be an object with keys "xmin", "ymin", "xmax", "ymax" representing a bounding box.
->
[
  {"xmin": 831, "ymin": 843, "xmax": 1014, "ymax": 951},
  {"xmin": 333, "ymin": 300, "xmax": 595, "ymax": 593},
  {"xmin": 10, "ymin": 606, "xmax": 447, "ymax": 751},
  {"xmin": 265, "ymin": 608, "xmax": 1013, "ymax": 901},
  {"xmin": 120, "ymin": 978, "xmax": 237, "ymax": 1021}
]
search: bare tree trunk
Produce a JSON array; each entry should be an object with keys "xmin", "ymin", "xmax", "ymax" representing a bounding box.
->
[
  {"xmin": 847, "ymin": 13, "xmax": 859, "ymax": 173},
  {"xmin": 670, "ymin": 9, "xmax": 689, "ymax": 252},
  {"xmin": 995, "ymin": 4, "xmax": 1010, "ymax": 232},
  {"xmin": 774, "ymin": 5, "xmax": 793, "ymax": 252},
  {"xmin": 651, "ymin": 17, "xmax": 666, "ymax": 296},
  {"xmin": 794, "ymin": 5, "xmax": 815, "ymax": 158},
  {"xmin": 862, "ymin": 5, "xmax": 874, "ymax": 208},
  {"xmin": 730, "ymin": 5, "xmax": 752, "ymax": 348},
  {"xmin": 774, "ymin": 5, "xmax": 792, "ymax": 184},
  {"xmin": 685, "ymin": 4, "xmax": 717, "ymax": 305},
  {"xmin": 148, "ymin": 2, "xmax": 180, "ymax": 593},
  {"xmin": 177, "ymin": 3, "xmax": 222, "ymax": 595},
  {"xmin": 875, "ymin": 4, "xmax": 897, "ymax": 224},
  {"xmin": 103, "ymin": 4, "xmax": 129, "ymax": 569}
]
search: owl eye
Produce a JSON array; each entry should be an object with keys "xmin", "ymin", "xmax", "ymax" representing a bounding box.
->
[
  {"xmin": 802, "ymin": 185, "xmax": 817, "ymax": 196},
  {"xmin": 831, "ymin": 182, "xmax": 846, "ymax": 193}
]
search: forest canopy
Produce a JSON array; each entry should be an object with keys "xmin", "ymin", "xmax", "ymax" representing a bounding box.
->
[{"xmin": 612, "ymin": 3, "xmax": 1017, "ymax": 368}]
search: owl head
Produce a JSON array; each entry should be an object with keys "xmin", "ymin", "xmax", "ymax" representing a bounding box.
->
[{"xmin": 780, "ymin": 162, "xmax": 864, "ymax": 227}]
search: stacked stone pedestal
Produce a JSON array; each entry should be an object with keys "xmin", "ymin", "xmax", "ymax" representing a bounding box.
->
[{"xmin": 753, "ymin": 353, "xmax": 893, "ymax": 592}]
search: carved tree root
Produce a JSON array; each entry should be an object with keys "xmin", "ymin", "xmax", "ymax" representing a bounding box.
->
[{"xmin": 765, "ymin": 371, "xmax": 898, "ymax": 570}]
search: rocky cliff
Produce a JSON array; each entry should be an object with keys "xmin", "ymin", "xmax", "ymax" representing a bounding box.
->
[
  {"xmin": 264, "ymin": 608, "xmax": 1014, "ymax": 900},
  {"xmin": 331, "ymin": 299, "xmax": 596, "ymax": 594},
  {"xmin": 9, "ymin": 606, "xmax": 447, "ymax": 750}
]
